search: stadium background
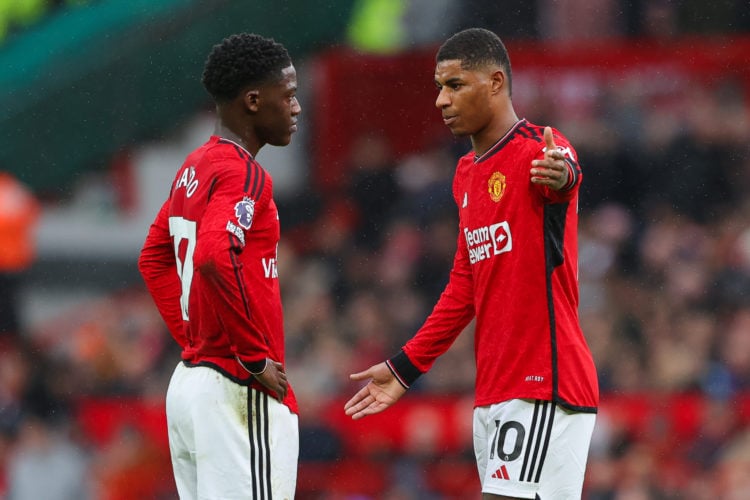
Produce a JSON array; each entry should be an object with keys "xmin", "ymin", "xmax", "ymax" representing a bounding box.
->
[{"xmin": 1, "ymin": 0, "xmax": 750, "ymax": 498}]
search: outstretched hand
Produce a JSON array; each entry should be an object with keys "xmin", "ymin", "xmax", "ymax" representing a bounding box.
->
[
  {"xmin": 530, "ymin": 126, "xmax": 569, "ymax": 191},
  {"xmin": 344, "ymin": 362, "xmax": 407, "ymax": 420},
  {"xmin": 253, "ymin": 359, "xmax": 288, "ymax": 402}
]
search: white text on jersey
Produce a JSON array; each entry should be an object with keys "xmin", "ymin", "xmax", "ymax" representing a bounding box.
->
[
  {"xmin": 226, "ymin": 220, "xmax": 245, "ymax": 246},
  {"xmin": 175, "ymin": 166, "xmax": 199, "ymax": 197},
  {"xmin": 262, "ymin": 258, "xmax": 278, "ymax": 279},
  {"xmin": 464, "ymin": 221, "xmax": 513, "ymax": 264}
]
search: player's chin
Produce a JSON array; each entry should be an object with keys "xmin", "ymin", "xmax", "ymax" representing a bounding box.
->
[
  {"xmin": 447, "ymin": 125, "xmax": 469, "ymax": 137},
  {"xmin": 269, "ymin": 134, "xmax": 293, "ymax": 147}
]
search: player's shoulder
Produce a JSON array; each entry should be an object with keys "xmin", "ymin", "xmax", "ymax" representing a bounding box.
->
[
  {"xmin": 458, "ymin": 149, "xmax": 475, "ymax": 166},
  {"xmin": 206, "ymin": 139, "xmax": 273, "ymax": 201},
  {"xmin": 518, "ymin": 121, "xmax": 574, "ymax": 149},
  {"xmin": 201, "ymin": 137, "xmax": 253, "ymax": 164},
  {"xmin": 179, "ymin": 138, "xmax": 243, "ymax": 176},
  {"xmin": 198, "ymin": 137, "xmax": 269, "ymax": 181}
]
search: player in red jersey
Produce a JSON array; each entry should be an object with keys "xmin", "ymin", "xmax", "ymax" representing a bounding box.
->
[
  {"xmin": 345, "ymin": 28, "xmax": 598, "ymax": 499},
  {"xmin": 138, "ymin": 33, "xmax": 300, "ymax": 499}
]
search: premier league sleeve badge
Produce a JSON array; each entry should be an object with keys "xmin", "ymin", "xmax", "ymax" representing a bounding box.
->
[{"xmin": 234, "ymin": 196, "xmax": 256, "ymax": 229}]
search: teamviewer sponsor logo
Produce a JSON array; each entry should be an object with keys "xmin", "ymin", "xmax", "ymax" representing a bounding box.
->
[
  {"xmin": 490, "ymin": 222, "xmax": 512, "ymax": 254},
  {"xmin": 464, "ymin": 221, "xmax": 512, "ymax": 264}
]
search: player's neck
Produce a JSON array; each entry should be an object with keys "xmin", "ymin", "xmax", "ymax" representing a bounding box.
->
[
  {"xmin": 213, "ymin": 121, "xmax": 259, "ymax": 157},
  {"xmin": 472, "ymin": 110, "xmax": 520, "ymax": 157}
]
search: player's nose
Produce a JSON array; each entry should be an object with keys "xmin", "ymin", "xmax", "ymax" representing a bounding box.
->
[{"xmin": 435, "ymin": 87, "xmax": 450, "ymax": 108}]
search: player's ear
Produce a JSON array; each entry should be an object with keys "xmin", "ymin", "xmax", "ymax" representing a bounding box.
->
[
  {"xmin": 242, "ymin": 89, "xmax": 260, "ymax": 113},
  {"xmin": 490, "ymin": 69, "xmax": 506, "ymax": 95}
]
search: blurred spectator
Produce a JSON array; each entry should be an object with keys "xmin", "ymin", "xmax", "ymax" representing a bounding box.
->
[
  {"xmin": 647, "ymin": 83, "xmax": 743, "ymax": 224},
  {"xmin": 0, "ymin": 341, "xmax": 29, "ymax": 458},
  {"xmin": 713, "ymin": 428, "xmax": 750, "ymax": 499},
  {"xmin": 393, "ymin": 140, "xmax": 456, "ymax": 226},
  {"xmin": 703, "ymin": 307, "xmax": 750, "ymax": 397},
  {"xmin": 346, "ymin": 132, "xmax": 402, "ymax": 250},
  {"xmin": 6, "ymin": 416, "xmax": 91, "ymax": 500},
  {"xmin": 29, "ymin": 290, "xmax": 172, "ymax": 397},
  {"xmin": 678, "ymin": 0, "xmax": 750, "ymax": 34},
  {"xmin": 640, "ymin": 0, "xmax": 680, "ymax": 40},
  {"xmin": 537, "ymin": 0, "xmax": 622, "ymax": 40},
  {"xmin": 687, "ymin": 398, "xmax": 742, "ymax": 470},
  {"xmin": 92, "ymin": 423, "xmax": 172, "ymax": 500},
  {"xmin": 0, "ymin": 172, "xmax": 40, "ymax": 337}
]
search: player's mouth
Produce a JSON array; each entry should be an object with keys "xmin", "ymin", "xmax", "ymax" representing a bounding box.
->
[
  {"xmin": 290, "ymin": 121, "xmax": 298, "ymax": 133},
  {"xmin": 443, "ymin": 115, "xmax": 457, "ymax": 126}
]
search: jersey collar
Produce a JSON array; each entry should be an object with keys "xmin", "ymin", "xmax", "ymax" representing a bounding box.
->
[
  {"xmin": 474, "ymin": 118, "xmax": 526, "ymax": 163},
  {"xmin": 215, "ymin": 136, "xmax": 254, "ymax": 159}
]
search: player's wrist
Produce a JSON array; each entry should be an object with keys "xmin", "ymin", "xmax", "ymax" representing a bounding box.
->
[
  {"xmin": 560, "ymin": 159, "xmax": 577, "ymax": 191},
  {"xmin": 237, "ymin": 356, "xmax": 268, "ymax": 375},
  {"xmin": 387, "ymin": 350, "xmax": 423, "ymax": 389}
]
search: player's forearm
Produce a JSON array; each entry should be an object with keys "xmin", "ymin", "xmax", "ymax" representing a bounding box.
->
[
  {"xmin": 145, "ymin": 278, "xmax": 185, "ymax": 343},
  {"xmin": 193, "ymin": 237, "xmax": 272, "ymax": 361},
  {"xmin": 139, "ymin": 230, "xmax": 185, "ymax": 340},
  {"xmin": 394, "ymin": 265, "xmax": 475, "ymax": 381}
]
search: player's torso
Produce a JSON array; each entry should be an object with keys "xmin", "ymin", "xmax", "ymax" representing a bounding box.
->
[
  {"xmin": 455, "ymin": 130, "xmax": 548, "ymax": 323},
  {"xmin": 170, "ymin": 142, "xmax": 281, "ymax": 278},
  {"xmin": 455, "ymin": 124, "xmax": 567, "ymax": 404},
  {"xmin": 168, "ymin": 142, "xmax": 283, "ymax": 346}
]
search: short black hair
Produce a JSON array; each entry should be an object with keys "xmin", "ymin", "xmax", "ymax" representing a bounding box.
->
[
  {"xmin": 436, "ymin": 28, "xmax": 512, "ymax": 95},
  {"xmin": 201, "ymin": 33, "xmax": 292, "ymax": 102}
]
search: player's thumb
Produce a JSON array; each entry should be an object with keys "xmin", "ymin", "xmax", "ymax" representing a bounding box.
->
[
  {"xmin": 349, "ymin": 367, "xmax": 375, "ymax": 381},
  {"xmin": 544, "ymin": 126, "xmax": 557, "ymax": 151}
]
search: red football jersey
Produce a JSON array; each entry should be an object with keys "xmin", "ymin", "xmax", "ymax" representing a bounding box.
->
[
  {"xmin": 390, "ymin": 120, "xmax": 598, "ymax": 412},
  {"xmin": 139, "ymin": 136, "xmax": 297, "ymax": 414}
]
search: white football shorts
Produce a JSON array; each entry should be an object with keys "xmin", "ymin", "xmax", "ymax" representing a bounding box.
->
[
  {"xmin": 166, "ymin": 362, "xmax": 299, "ymax": 499},
  {"xmin": 473, "ymin": 398, "xmax": 595, "ymax": 499}
]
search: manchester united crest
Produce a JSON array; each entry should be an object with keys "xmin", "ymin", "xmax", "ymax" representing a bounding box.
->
[{"xmin": 488, "ymin": 172, "xmax": 506, "ymax": 202}]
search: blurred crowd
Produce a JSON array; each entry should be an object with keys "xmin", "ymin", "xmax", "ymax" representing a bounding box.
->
[{"xmin": 1, "ymin": 1, "xmax": 750, "ymax": 499}]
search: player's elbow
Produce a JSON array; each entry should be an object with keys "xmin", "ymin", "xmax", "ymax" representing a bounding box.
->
[
  {"xmin": 193, "ymin": 245, "xmax": 221, "ymax": 279},
  {"xmin": 137, "ymin": 248, "xmax": 158, "ymax": 281},
  {"xmin": 196, "ymin": 259, "xmax": 219, "ymax": 278}
]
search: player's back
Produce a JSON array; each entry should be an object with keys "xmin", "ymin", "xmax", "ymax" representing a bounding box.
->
[
  {"xmin": 168, "ymin": 138, "xmax": 233, "ymax": 224},
  {"xmin": 164, "ymin": 137, "xmax": 290, "ymax": 403}
]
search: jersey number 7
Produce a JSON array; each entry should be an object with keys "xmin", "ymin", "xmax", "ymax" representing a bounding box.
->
[{"xmin": 169, "ymin": 216, "xmax": 197, "ymax": 321}]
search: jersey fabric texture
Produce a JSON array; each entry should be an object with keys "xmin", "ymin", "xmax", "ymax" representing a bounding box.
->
[
  {"xmin": 388, "ymin": 119, "xmax": 598, "ymax": 412},
  {"xmin": 139, "ymin": 136, "xmax": 297, "ymax": 414}
]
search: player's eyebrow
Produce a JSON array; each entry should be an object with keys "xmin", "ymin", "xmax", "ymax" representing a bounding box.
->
[{"xmin": 436, "ymin": 76, "xmax": 463, "ymax": 86}]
